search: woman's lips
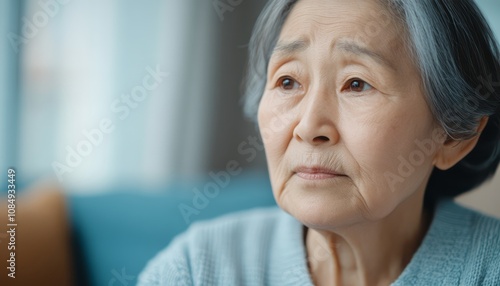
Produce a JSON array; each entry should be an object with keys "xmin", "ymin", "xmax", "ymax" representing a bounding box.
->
[{"xmin": 293, "ymin": 166, "xmax": 345, "ymax": 180}]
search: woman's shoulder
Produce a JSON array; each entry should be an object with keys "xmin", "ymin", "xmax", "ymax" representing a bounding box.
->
[
  {"xmin": 450, "ymin": 202, "xmax": 500, "ymax": 276},
  {"xmin": 395, "ymin": 200, "xmax": 500, "ymax": 285},
  {"xmin": 437, "ymin": 200, "xmax": 500, "ymax": 246},
  {"xmin": 138, "ymin": 206, "xmax": 306, "ymax": 286},
  {"xmin": 440, "ymin": 201, "xmax": 500, "ymax": 282},
  {"xmin": 180, "ymin": 206, "xmax": 296, "ymax": 248}
]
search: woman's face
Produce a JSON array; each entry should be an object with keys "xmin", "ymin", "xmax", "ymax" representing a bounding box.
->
[{"xmin": 258, "ymin": 0, "xmax": 446, "ymax": 229}]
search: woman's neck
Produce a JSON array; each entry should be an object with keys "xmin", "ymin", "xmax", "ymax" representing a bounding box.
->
[{"xmin": 305, "ymin": 190, "xmax": 431, "ymax": 286}]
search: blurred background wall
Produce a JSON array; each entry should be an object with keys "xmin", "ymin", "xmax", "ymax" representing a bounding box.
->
[
  {"xmin": 0, "ymin": 0, "xmax": 498, "ymax": 216},
  {"xmin": 1, "ymin": 0, "xmax": 268, "ymax": 192}
]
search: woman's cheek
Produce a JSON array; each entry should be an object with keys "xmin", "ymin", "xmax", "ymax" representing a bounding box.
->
[
  {"xmin": 259, "ymin": 99, "xmax": 287, "ymax": 163},
  {"xmin": 348, "ymin": 122, "xmax": 433, "ymax": 216},
  {"xmin": 260, "ymin": 97, "xmax": 298, "ymax": 153}
]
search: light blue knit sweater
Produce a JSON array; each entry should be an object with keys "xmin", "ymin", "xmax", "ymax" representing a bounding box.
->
[{"xmin": 138, "ymin": 200, "xmax": 500, "ymax": 285}]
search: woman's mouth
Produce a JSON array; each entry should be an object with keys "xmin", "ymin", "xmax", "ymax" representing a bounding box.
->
[{"xmin": 293, "ymin": 166, "xmax": 346, "ymax": 180}]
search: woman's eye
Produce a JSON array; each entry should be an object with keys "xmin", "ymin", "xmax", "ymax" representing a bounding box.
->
[
  {"xmin": 278, "ymin": 77, "xmax": 301, "ymax": 91},
  {"xmin": 344, "ymin": 78, "xmax": 372, "ymax": 92}
]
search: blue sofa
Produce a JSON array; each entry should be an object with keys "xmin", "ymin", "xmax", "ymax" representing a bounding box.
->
[{"xmin": 67, "ymin": 171, "xmax": 276, "ymax": 286}]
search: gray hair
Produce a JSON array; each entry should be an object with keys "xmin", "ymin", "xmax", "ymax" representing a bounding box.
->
[{"xmin": 243, "ymin": 0, "xmax": 500, "ymax": 202}]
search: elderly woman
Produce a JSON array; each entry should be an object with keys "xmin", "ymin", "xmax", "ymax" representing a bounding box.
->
[{"xmin": 139, "ymin": 0, "xmax": 500, "ymax": 285}]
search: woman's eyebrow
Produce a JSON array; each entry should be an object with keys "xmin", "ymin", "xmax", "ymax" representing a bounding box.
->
[
  {"xmin": 272, "ymin": 40, "xmax": 309, "ymax": 58},
  {"xmin": 271, "ymin": 39, "xmax": 396, "ymax": 71},
  {"xmin": 335, "ymin": 41, "xmax": 396, "ymax": 71}
]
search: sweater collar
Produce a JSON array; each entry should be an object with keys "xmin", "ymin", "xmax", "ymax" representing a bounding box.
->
[
  {"xmin": 271, "ymin": 200, "xmax": 473, "ymax": 285},
  {"xmin": 271, "ymin": 210, "xmax": 315, "ymax": 285},
  {"xmin": 392, "ymin": 200, "xmax": 474, "ymax": 285}
]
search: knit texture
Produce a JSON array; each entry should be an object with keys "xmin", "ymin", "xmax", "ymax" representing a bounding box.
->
[{"xmin": 138, "ymin": 200, "xmax": 500, "ymax": 285}]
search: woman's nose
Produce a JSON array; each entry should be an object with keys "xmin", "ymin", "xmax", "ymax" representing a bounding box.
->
[{"xmin": 293, "ymin": 94, "xmax": 340, "ymax": 146}]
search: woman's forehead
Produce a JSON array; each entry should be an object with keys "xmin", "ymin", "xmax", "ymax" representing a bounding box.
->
[{"xmin": 277, "ymin": 0, "xmax": 406, "ymax": 58}]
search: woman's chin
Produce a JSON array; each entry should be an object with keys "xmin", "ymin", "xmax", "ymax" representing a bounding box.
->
[{"xmin": 277, "ymin": 185, "xmax": 365, "ymax": 230}]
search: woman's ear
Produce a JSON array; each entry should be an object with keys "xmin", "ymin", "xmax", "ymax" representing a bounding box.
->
[{"xmin": 434, "ymin": 117, "xmax": 489, "ymax": 170}]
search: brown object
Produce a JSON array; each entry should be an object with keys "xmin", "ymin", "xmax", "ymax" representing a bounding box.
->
[{"xmin": 0, "ymin": 181, "xmax": 74, "ymax": 286}]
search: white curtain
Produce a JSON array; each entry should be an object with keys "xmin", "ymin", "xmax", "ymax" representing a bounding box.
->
[
  {"xmin": 0, "ymin": 1, "xmax": 22, "ymax": 180},
  {"xmin": 10, "ymin": 0, "xmax": 265, "ymax": 193}
]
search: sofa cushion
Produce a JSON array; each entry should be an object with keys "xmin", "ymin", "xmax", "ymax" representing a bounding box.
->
[
  {"xmin": 0, "ymin": 183, "xmax": 74, "ymax": 286},
  {"xmin": 68, "ymin": 171, "xmax": 275, "ymax": 286}
]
